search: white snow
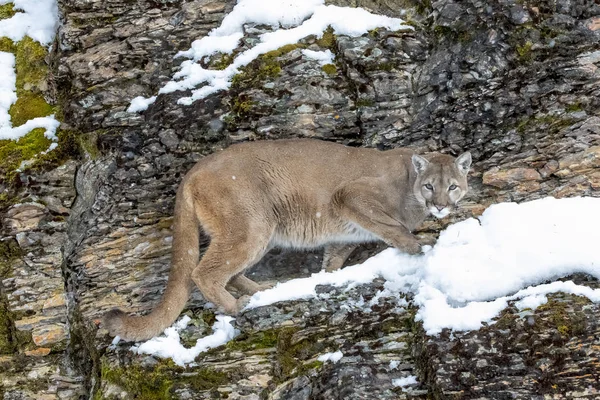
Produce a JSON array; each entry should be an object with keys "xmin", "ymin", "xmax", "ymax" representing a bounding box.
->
[
  {"xmin": 301, "ymin": 49, "xmax": 334, "ymax": 65},
  {"xmin": 392, "ymin": 375, "xmax": 418, "ymax": 388},
  {"xmin": 133, "ymin": 315, "xmax": 238, "ymax": 367},
  {"xmin": 0, "ymin": 0, "xmax": 59, "ymax": 45},
  {"xmin": 389, "ymin": 360, "xmax": 400, "ymax": 370},
  {"xmin": 247, "ymin": 197, "xmax": 600, "ymax": 335},
  {"xmin": 318, "ymin": 351, "xmax": 343, "ymax": 363},
  {"xmin": 514, "ymin": 293, "xmax": 548, "ymax": 310},
  {"xmin": 0, "ymin": 114, "xmax": 60, "ymax": 140},
  {"xmin": 127, "ymin": 96, "xmax": 157, "ymax": 113},
  {"xmin": 0, "ymin": 51, "xmax": 17, "ymax": 131},
  {"xmin": 130, "ymin": 0, "xmax": 412, "ymax": 109},
  {"xmin": 0, "ymin": 0, "xmax": 60, "ymax": 146}
]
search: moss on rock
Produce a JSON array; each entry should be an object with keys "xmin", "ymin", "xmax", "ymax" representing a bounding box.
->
[
  {"xmin": 0, "ymin": 296, "xmax": 16, "ymax": 354},
  {"xmin": 263, "ymin": 43, "xmax": 305, "ymax": 59},
  {"xmin": 0, "ymin": 37, "xmax": 15, "ymax": 52},
  {"xmin": 226, "ymin": 328, "xmax": 279, "ymax": 351},
  {"xmin": 316, "ymin": 26, "xmax": 336, "ymax": 50},
  {"xmin": 99, "ymin": 358, "xmax": 231, "ymax": 399},
  {"xmin": 537, "ymin": 294, "xmax": 588, "ymax": 337},
  {"xmin": 9, "ymin": 94, "xmax": 54, "ymax": 127},
  {"xmin": 274, "ymin": 327, "xmax": 327, "ymax": 382},
  {"xmin": 516, "ymin": 40, "xmax": 534, "ymax": 63},
  {"xmin": 0, "ymin": 238, "xmax": 27, "ymax": 354},
  {"xmin": 210, "ymin": 52, "xmax": 234, "ymax": 70},
  {"xmin": 230, "ymin": 56, "xmax": 281, "ymax": 92},
  {"xmin": 0, "ymin": 130, "xmax": 52, "ymax": 181},
  {"xmin": 321, "ymin": 63, "xmax": 337, "ymax": 75},
  {"xmin": 101, "ymin": 362, "xmax": 175, "ymax": 400},
  {"xmin": 14, "ymin": 37, "xmax": 48, "ymax": 91},
  {"xmin": 0, "ymin": 3, "xmax": 15, "ymax": 20}
]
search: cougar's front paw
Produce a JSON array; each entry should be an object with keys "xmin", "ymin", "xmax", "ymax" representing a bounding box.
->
[{"xmin": 402, "ymin": 239, "xmax": 422, "ymax": 255}]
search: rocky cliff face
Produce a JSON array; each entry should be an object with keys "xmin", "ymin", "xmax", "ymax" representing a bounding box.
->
[{"xmin": 1, "ymin": 0, "xmax": 599, "ymax": 398}]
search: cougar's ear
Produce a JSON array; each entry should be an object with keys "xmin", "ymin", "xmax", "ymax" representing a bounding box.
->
[
  {"xmin": 412, "ymin": 154, "xmax": 429, "ymax": 175},
  {"xmin": 455, "ymin": 152, "xmax": 472, "ymax": 175}
]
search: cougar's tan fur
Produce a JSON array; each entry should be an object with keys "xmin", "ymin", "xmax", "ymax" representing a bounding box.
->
[{"xmin": 103, "ymin": 139, "xmax": 471, "ymax": 341}]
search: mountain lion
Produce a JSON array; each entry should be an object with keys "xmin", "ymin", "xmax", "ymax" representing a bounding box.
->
[{"xmin": 104, "ymin": 139, "xmax": 471, "ymax": 341}]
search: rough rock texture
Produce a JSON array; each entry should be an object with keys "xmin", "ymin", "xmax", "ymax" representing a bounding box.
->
[{"xmin": 1, "ymin": 0, "xmax": 599, "ymax": 398}]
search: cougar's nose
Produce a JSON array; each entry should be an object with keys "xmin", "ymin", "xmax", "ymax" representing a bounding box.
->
[{"xmin": 435, "ymin": 204, "xmax": 445, "ymax": 211}]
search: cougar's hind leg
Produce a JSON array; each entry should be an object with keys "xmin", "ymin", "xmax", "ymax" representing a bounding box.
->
[
  {"xmin": 228, "ymin": 274, "xmax": 272, "ymax": 296},
  {"xmin": 322, "ymin": 243, "xmax": 357, "ymax": 272},
  {"xmin": 191, "ymin": 231, "xmax": 272, "ymax": 315}
]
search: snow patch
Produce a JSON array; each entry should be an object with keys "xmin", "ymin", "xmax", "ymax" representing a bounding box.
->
[
  {"xmin": 0, "ymin": 0, "xmax": 59, "ymax": 45},
  {"xmin": 0, "ymin": 51, "xmax": 17, "ymax": 132},
  {"xmin": 392, "ymin": 375, "xmax": 418, "ymax": 388},
  {"xmin": 318, "ymin": 351, "xmax": 343, "ymax": 363},
  {"xmin": 301, "ymin": 49, "xmax": 334, "ymax": 65},
  {"xmin": 127, "ymin": 96, "xmax": 157, "ymax": 113},
  {"xmin": 129, "ymin": 0, "xmax": 412, "ymax": 109},
  {"xmin": 133, "ymin": 315, "xmax": 239, "ymax": 367}
]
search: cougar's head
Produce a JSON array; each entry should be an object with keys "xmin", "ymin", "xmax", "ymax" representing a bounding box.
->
[{"xmin": 411, "ymin": 152, "xmax": 471, "ymax": 219}]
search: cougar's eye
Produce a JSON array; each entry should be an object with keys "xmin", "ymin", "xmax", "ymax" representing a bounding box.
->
[
  {"xmin": 424, "ymin": 183, "xmax": 433, "ymax": 190},
  {"xmin": 449, "ymin": 184, "xmax": 457, "ymax": 191}
]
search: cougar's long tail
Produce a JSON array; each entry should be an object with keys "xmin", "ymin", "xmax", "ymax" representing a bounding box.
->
[{"xmin": 102, "ymin": 183, "xmax": 200, "ymax": 342}]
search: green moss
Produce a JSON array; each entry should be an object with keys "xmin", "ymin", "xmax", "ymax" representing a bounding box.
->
[
  {"xmin": 14, "ymin": 37, "xmax": 48, "ymax": 90},
  {"xmin": 414, "ymin": 0, "xmax": 432, "ymax": 15},
  {"xmin": 9, "ymin": 93, "xmax": 54, "ymax": 127},
  {"xmin": 0, "ymin": 37, "xmax": 15, "ymax": 52},
  {"xmin": 537, "ymin": 295, "xmax": 587, "ymax": 337},
  {"xmin": 231, "ymin": 57, "xmax": 281, "ymax": 91},
  {"xmin": 100, "ymin": 360, "xmax": 230, "ymax": 399},
  {"xmin": 78, "ymin": 132, "xmax": 100, "ymax": 160},
  {"xmin": 0, "ymin": 3, "xmax": 15, "ymax": 20},
  {"xmin": 184, "ymin": 368, "xmax": 229, "ymax": 391},
  {"xmin": 71, "ymin": 14, "xmax": 118, "ymax": 27},
  {"xmin": 565, "ymin": 102, "xmax": 583, "ymax": 113},
  {"xmin": 25, "ymin": 128, "xmax": 81, "ymax": 174},
  {"xmin": 101, "ymin": 363, "xmax": 175, "ymax": 400},
  {"xmin": 226, "ymin": 329, "xmax": 278, "ymax": 351},
  {"xmin": 231, "ymin": 98, "xmax": 254, "ymax": 117},
  {"xmin": 515, "ymin": 114, "xmax": 574, "ymax": 136},
  {"xmin": 516, "ymin": 41, "xmax": 534, "ymax": 63},
  {"xmin": 210, "ymin": 53, "xmax": 234, "ymax": 70},
  {"xmin": 274, "ymin": 327, "xmax": 327, "ymax": 382},
  {"xmin": 230, "ymin": 42, "xmax": 305, "ymax": 92},
  {"xmin": 0, "ymin": 129, "xmax": 52, "ymax": 180},
  {"xmin": 355, "ymin": 98, "xmax": 374, "ymax": 107},
  {"xmin": 0, "ymin": 238, "xmax": 25, "ymax": 354},
  {"xmin": 316, "ymin": 26, "xmax": 336, "ymax": 50},
  {"xmin": 263, "ymin": 43, "xmax": 305, "ymax": 59},
  {"xmin": 200, "ymin": 310, "xmax": 217, "ymax": 327},
  {"xmin": 0, "ymin": 239, "xmax": 22, "ymax": 278},
  {"xmin": 433, "ymin": 25, "xmax": 471, "ymax": 42},
  {"xmin": 321, "ymin": 63, "xmax": 337, "ymax": 75},
  {"xmin": 0, "ymin": 296, "xmax": 16, "ymax": 354},
  {"xmin": 493, "ymin": 309, "xmax": 518, "ymax": 330},
  {"xmin": 295, "ymin": 360, "xmax": 323, "ymax": 376},
  {"xmin": 377, "ymin": 62, "xmax": 394, "ymax": 72}
]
